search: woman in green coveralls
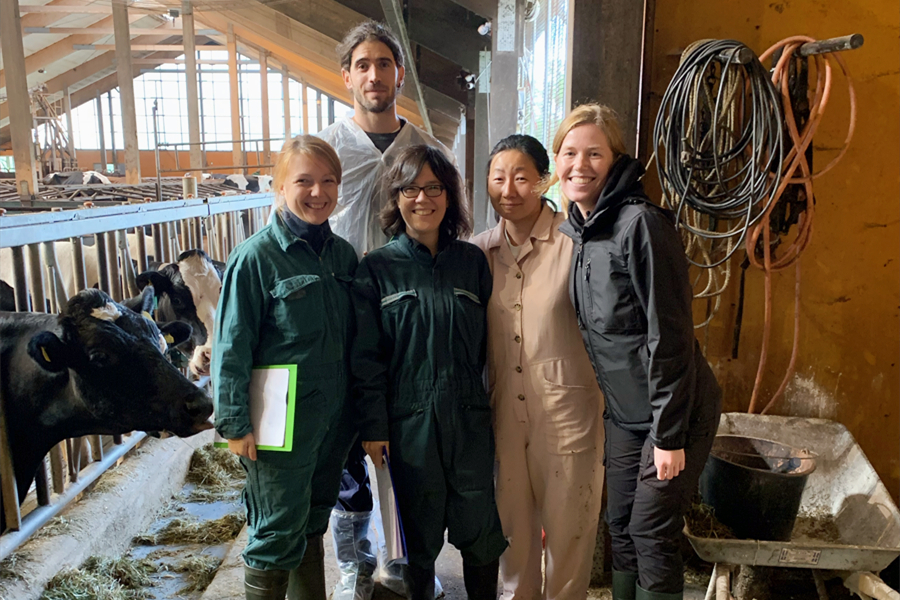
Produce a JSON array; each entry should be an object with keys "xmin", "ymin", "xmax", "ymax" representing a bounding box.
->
[
  {"xmin": 213, "ymin": 135, "xmax": 358, "ymax": 600},
  {"xmin": 355, "ymin": 145, "xmax": 508, "ymax": 600}
]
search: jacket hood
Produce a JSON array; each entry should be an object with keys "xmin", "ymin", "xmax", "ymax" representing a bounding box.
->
[{"xmin": 560, "ymin": 155, "xmax": 649, "ymax": 241}]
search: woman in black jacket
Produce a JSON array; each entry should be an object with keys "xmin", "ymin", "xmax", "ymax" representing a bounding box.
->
[{"xmin": 552, "ymin": 104, "xmax": 722, "ymax": 600}]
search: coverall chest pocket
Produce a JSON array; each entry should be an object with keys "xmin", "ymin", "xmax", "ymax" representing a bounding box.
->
[
  {"xmin": 269, "ymin": 274, "xmax": 324, "ymax": 340},
  {"xmin": 452, "ymin": 288, "xmax": 486, "ymax": 362},
  {"xmin": 587, "ymin": 250, "xmax": 641, "ymax": 333},
  {"xmin": 380, "ymin": 290, "xmax": 419, "ymax": 341}
]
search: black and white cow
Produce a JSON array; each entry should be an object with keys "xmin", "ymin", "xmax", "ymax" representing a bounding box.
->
[
  {"xmin": 42, "ymin": 171, "xmax": 112, "ymax": 186},
  {"xmin": 213, "ymin": 174, "xmax": 273, "ymax": 193},
  {"xmin": 128, "ymin": 250, "xmax": 222, "ymax": 376},
  {"xmin": 0, "ymin": 289, "xmax": 213, "ymax": 529}
]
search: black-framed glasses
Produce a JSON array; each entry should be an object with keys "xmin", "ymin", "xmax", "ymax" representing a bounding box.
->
[{"xmin": 399, "ymin": 185, "xmax": 445, "ymax": 198}]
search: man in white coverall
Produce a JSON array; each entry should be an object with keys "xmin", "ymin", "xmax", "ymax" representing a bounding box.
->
[{"xmin": 320, "ymin": 20, "xmax": 450, "ymax": 600}]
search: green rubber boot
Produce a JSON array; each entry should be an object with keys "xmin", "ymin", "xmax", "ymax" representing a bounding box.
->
[
  {"xmin": 635, "ymin": 583, "xmax": 683, "ymax": 600},
  {"xmin": 611, "ymin": 570, "xmax": 639, "ymax": 600},
  {"xmin": 244, "ymin": 565, "xmax": 289, "ymax": 600},
  {"xmin": 287, "ymin": 535, "xmax": 327, "ymax": 600}
]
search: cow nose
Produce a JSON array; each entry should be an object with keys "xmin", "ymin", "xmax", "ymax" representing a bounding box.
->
[{"xmin": 185, "ymin": 392, "xmax": 213, "ymax": 419}]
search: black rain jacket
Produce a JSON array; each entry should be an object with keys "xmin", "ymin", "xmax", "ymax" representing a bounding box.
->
[{"xmin": 558, "ymin": 156, "xmax": 721, "ymax": 450}]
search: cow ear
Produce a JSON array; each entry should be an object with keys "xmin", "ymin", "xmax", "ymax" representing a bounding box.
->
[
  {"xmin": 136, "ymin": 271, "xmax": 172, "ymax": 295},
  {"xmin": 27, "ymin": 331, "xmax": 70, "ymax": 373},
  {"xmin": 158, "ymin": 321, "xmax": 192, "ymax": 347}
]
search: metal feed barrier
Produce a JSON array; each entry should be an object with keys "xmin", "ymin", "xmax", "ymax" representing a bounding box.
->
[{"xmin": 0, "ymin": 192, "xmax": 273, "ymax": 561}]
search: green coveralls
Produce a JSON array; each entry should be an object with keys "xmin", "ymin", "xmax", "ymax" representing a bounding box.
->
[
  {"xmin": 213, "ymin": 212, "xmax": 358, "ymax": 571},
  {"xmin": 353, "ymin": 233, "xmax": 508, "ymax": 570}
]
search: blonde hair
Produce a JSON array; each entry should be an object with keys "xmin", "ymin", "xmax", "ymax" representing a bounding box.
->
[
  {"xmin": 272, "ymin": 135, "xmax": 342, "ymax": 212},
  {"xmin": 541, "ymin": 103, "xmax": 628, "ymax": 197}
]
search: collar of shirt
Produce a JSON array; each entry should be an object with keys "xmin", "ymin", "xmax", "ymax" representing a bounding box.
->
[
  {"xmin": 487, "ymin": 201, "xmax": 556, "ymax": 267},
  {"xmin": 271, "ymin": 208, "xmax": 333, "ymax": 254},
  {"xmin": 396, "ymin": 231, "xmax": 452, "ymax": 265}
]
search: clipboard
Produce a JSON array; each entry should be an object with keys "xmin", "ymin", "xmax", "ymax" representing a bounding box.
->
[
  {"xmin": 214, "ymin": 364, "xmax": 297, "ymax": 452},
  {"xmin": 377, "ymin": 447, "xmax": 408, "ymax": 563}
]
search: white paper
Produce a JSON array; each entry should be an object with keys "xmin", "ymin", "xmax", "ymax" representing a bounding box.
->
[
  {"xmin": 376, "ymin": 450, "xmax": 408, "ymax": 564},
  {"xmin": 214, "ymin": 367, "xmax": 290, "ymax": 448}
]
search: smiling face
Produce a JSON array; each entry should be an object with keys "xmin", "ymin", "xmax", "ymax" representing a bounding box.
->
[
  {"xmin": 342, "ymin": 40, "xmax": 404, "ymax": 115},
  {"xmin": 488, "ymin": 150, "xmax": 544, "ymax": 226},
  {"xmin": 398, "ymin": 164, "xmax": 448, "ymax": 243},
  {"xmin": 281, "ymin": 154, "xmax": 339, "ymax": 225},
  {"xmin": 555, "ymin": 123, "xmax": 617, "ymax": 213}
]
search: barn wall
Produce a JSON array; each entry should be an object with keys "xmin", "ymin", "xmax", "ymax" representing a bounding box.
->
[{"xmin": 646, "ymin": 0, "xmax": 899, "ymax": 497}]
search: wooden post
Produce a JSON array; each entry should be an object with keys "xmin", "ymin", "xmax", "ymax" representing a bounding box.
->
[
  {"xmin": 96, "ymin": 92, "xmax": 107, "ymax": 171},
  {"xmin": 113, "ymin": 0, "xmax": 141, "ymax": 183},
  {"xmin": 301, "ymin": 81, "xmax": 309, "ymax": 135},
  {"xmin": 282, "ymin": 65, "xmax": 291, "ymax": 140},
  {"xmin": 0, "ymin": 0, "xmax": 39, "ymax": 198},
  {"xmin": 182, "ymin": 0, "xmax": 203, "ymax": 172},
  {"xmin": 64, "ymin": 86, "xmax": 77, "ymax": 166},
  {"xmin": 227, "ymin": 24, "xmax": 243, "ymax": 170},
  {"xmin": 260, "ymin": 50, "xmax": 271, "ymax": 171}
]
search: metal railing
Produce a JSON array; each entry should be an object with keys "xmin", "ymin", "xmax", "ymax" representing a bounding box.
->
[{"xmin": 0, "ymin": 192, "xmax": 273, "ymax": 560}]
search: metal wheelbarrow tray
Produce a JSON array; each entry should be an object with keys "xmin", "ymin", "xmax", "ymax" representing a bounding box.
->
[{"xmin": 685, "ymin": 413, "xmax": 900, "ymax": 572}]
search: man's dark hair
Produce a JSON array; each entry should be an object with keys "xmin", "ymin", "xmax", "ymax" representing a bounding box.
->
[
  {"xmin": 381, "ymin": 145, "xmax": 472, "ymax": 241},
  {"xmin": 337, "ymin": 20, "xmax": 404, "ymax": 71}
]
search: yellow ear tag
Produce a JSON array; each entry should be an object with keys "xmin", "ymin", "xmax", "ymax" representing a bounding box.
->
[
  {"xmin": 141, "ymin": 311, "xmax": 153, "ymax": 321},
  {"xmin": 164, "ymin": 334, "xmax": 175, "ymax": 344},
  {"xmin": 41, "ymin": 347, "xmax": 51, "ymax": 363}
]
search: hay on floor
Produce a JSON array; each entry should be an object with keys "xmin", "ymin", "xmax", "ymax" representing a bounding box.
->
[
  {"xmin": 133, "ymin": 512, "xmax": 246, "ymax": 546},
  {"xmin": 40, "ymin": 555, "xmax": 157, "ymax": 600}
]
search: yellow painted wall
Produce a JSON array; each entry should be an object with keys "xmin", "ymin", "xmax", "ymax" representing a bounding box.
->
[{"xmin": 647, "ymin": 1, "xmax": 899, "ymax": 497}]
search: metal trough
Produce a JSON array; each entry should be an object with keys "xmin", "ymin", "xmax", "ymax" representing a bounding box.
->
[{"xmin": 685, "ymin": 413, "xmax": 900, "ymax": 599}]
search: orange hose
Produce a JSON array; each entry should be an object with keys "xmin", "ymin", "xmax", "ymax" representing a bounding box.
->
[{"xmin": 745, "ymin": 37, "xmax": 856, "ymax": 414}]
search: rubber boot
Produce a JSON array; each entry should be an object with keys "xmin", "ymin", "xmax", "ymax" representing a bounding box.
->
[
  {"xmin": 612, "ymin": 571, "xmax": 639, "ymax": 600},
  {"xmin": 635, "ymin": 584, "xmax": 683, "ymax": 600},
  {"xmin": 331, "ymin": 510, "xmax": 377, "ymax": 600},
  {"xmin": 462, "ymin": 558, "xmax": 499, "ymax": 600},
  {"xmin": 287, "ymin": 535, "xmax": 327, "ymax": 600},
  {"xmin": 244, "ymin": 565, "xmax": 289, "ymax": 600},
  {"xmin": 401, "ymin": 563, "xmax": 436, "ymax": 600}
]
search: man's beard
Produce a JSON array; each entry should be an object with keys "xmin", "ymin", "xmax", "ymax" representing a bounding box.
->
[{"xmin": 353, "ymin": 86, "xmax": 397, "ymax": 114}]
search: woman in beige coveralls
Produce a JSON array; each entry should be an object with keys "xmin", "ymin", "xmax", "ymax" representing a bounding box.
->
[{"xmin": 472, "ymin": 135, "xmax": 605, "ymax": 600}]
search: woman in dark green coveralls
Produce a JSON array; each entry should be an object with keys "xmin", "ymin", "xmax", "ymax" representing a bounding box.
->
[
  {"xmin": 213, "ymin": 136, "xmax": 358, "ymax": 600},
  {"xmin": 354, "ymin": 145, "xmax": 507, "ymax": 600}
]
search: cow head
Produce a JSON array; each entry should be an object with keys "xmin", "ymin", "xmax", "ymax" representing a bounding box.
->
[
  {"xmin": 135, "ymin": 250, "xmax": 222, "ymax": 376},
  {"xmin": 25, "ymin": 289, "xmax": 214, "ymax": 438}
]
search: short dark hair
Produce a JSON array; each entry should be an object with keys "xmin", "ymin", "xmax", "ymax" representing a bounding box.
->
[
  {"xmin": 381, "ymin": 145, "xmax": 472, "ymax": 241},
  {"xmin": 487, "ymin": 134, "xmax": 551, "ymax": 179},
  {"xmin": 337, "ymin": 20, "xmax": 404, "ymax": 71}
]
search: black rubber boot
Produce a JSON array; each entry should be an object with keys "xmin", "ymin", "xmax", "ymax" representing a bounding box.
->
[
  {"xmin": 635, "ymin": 583, "xmax": 683, "ymax": 600},
  {"xmin": 612, "ymin": 570, "xmax": 639, "ymax": 600},
  {"xmin": 287, "ymin": 535, "xmax": 327, "ymax": 600},
  {"xmin": 244, "ymin": 565, "xmax": 289, "ymax": 600},
  {"xmin": 402, "ymin": 562, "xmax": 436, "ymax": 600},
  {"xmin": 462, "ymin": 558, "xmax": 499, "ymax": 600}
]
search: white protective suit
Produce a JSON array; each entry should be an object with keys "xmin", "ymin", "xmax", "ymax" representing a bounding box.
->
[{"xmin": 318, "ymin": 117, "xmax": 454, "ymax": 257}]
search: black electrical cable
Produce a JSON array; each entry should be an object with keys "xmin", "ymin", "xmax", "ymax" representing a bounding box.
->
[{"xmin": 653, "ymin": 39, "xmax": 785, "ymax": 268}]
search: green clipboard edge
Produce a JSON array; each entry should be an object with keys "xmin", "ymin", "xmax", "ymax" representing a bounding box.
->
[{"xmin": 213, "ymin": 364, "xmax": 298, "ymax": 453}]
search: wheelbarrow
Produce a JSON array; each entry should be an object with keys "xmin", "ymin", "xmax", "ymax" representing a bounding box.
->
[{"xmin": 684, "ymin": 413, "xmax": 900, "ymax": 600}]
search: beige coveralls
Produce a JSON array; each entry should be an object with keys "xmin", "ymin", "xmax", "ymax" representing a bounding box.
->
[{"xmin": 472, "ymin": 205, "xmax": 605, "ymax": 600}]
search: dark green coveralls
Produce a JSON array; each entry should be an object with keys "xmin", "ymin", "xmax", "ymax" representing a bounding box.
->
[
  {"xmin": 213, "ymin": 212, "xmax": 358, "ymax": 571},
  {"xmin": 353, "ymin": 233, "xmax": 508, "ymax": 570}
]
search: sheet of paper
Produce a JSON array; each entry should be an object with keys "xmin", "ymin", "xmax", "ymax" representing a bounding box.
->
[
  {"xmin": 376, "ymin": 449, "xmax": 408, "ymax": 564},
  {"xmin": 214, "ymin": 367, "xmax": 291, "ymax": 449},
  {"xmin": 248, "ymin": 367, "xmax": 290, "ymax": 447}
]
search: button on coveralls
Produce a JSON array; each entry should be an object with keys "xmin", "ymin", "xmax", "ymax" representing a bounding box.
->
[
  {"xmin": 472, "ymin": 205, "xmax": 605, "ymax": 600},
  {"xmin": 353, "ymin": 234, "xmax": 508, "ymax": 570},
  {"xmin": 213, "ymin": 212, "xmax": 358, "ymax": 570}
]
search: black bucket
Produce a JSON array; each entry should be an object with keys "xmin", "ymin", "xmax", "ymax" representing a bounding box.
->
[{"xmin": 699, "ymin": 435, "xmax": 816, "ymax": 542}]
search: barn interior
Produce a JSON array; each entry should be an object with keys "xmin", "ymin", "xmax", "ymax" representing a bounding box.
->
[{"xmin": 0, "ymin": 0, "xmax": 897, "ymax": 599}]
